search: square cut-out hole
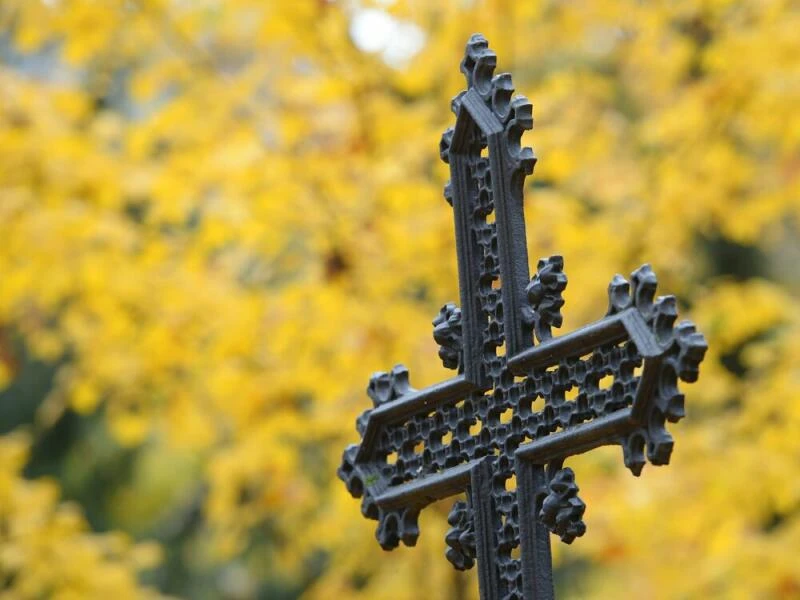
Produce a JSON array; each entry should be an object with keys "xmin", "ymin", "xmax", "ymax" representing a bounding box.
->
[
  {"xmin": 504, "ymin": 474, "xmax": 517, "ymax": 492},
  {"xmin": 414, "ymin": 441, "xmax": 424, "ymax": 455},
  {"xmin": 386, "ymin": 451, "xmax": 398, "ymax": 465},
  {"xmin": 510, "ymin": 544, "xmax": 521, "ymax": 560},
  {"xmin": 470, "ymin": 420, "xmax": 483, "ymax": 436},
  {"xmin": 599, "ymin": 373, "xmax": 613, "ymax": 390},
  {"xmin": 521, "ymin": 395, "xmax": 545, "ymax": 416},
  {"xmin": 565, "ymin": 386, "xmax": 580, "ymax": 401},
  {"xmin": 441, "ymin": 431, "xmax": 453, "ymax": 446},
  {"xmin": 633, "ymin": 363, "xmax": 644, "ymax": 379},
  {"xmin": 499, "ymin": 407, "xmax": 513, "ymax": 424}
]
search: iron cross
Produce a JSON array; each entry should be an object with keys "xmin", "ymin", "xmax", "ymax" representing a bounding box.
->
[{"xmin": 338, "ymin": 34, "xmax": 707, "ymax": 600}]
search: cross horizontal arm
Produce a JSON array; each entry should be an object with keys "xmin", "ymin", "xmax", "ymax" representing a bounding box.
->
[
  {"xmin": 507, "ymin": 308, "xmax": 661, "ymax": 374},
  {"xmin": 356, "ymin": 375, "xmax": 478, "ymax": 462},
  {"xmin": 376, "ymin": 461, "xmax": 474, "ymax": 511},
  {"xmin": 374, "ymin": 406, "xmax": 634, "ymax": 513},
  {"xmin": 515, "ymin": 408, "xmax": 634, "ymax": 463}
]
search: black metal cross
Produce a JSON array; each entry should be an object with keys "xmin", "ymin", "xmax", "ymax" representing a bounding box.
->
[{"xmin": 338, "ymin": 34, "xmax": 707, "ymax": 600}]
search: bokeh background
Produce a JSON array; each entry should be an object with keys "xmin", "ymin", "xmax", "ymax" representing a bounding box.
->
[{"xmin": 1, "ymin": 0, "xmax": 799, "ymax": 598}]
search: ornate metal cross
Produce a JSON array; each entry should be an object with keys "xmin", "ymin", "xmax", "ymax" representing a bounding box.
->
[{"xmin": 338, "ymin": 34, "xmax": 707, "ymax": 599}]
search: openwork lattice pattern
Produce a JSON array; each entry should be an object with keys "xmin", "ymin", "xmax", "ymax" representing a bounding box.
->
[{"xmin": 338, "ymin": 34, "xmax": 707, "ymax": 600}]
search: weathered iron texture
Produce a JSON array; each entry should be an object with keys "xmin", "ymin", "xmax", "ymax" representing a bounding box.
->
[{"xmin": 338, "ymin": 33, "xmax": 708, "ymax": 599}]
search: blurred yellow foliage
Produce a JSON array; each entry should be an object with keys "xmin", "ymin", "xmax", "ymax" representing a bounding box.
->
[
  {"xmin": 0, "ymin": 434, "xmax": 162, "ymax": 598},
  {"xmin": 0, "ymin": 0, "xmax": 799, "ymax": 598}
]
